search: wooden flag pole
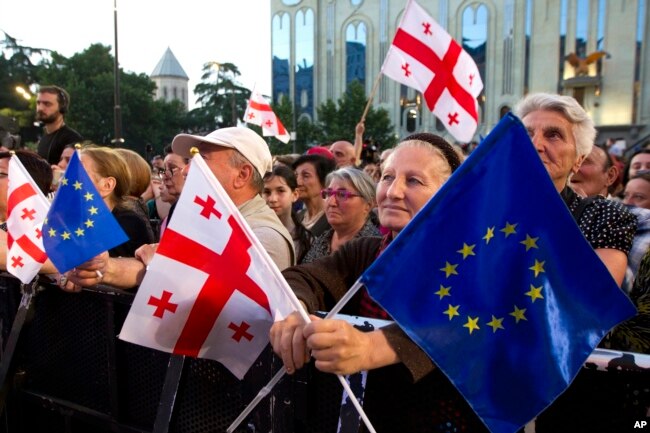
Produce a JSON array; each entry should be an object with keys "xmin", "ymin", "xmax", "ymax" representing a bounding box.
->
[
  {"xmin": 355, "ymin": 71, "xmax": 384, "ymax": 164},
  {"xmin": 360, "ymin": 70, "xmax": 383, "ymax": 122}
]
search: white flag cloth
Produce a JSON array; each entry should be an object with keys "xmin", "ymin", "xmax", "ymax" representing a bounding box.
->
[
  {"xmin": 243, "ymin": 88, "xmax": 291, "ymax": 144},
  {"xmin": 381, "ymin": 0, "xmax": 483, "ymax": 142},
  {"xmin": 119, "ymin": 154, "xmax": 301, "ymax": 379},
  {"xmin": 6, "ymin": 155, "xmax": 50, "ymax": 284}
]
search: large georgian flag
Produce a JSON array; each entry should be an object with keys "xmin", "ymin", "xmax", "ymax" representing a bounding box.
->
[
  {"xmin": 119, "ymin": 153, "xmax": 299, "ymax": 379},
  {"xmin": 382, "ymin": 0, "xmax": 483, "ymax": 142},
  {"xmin": 6, "ymin": 155, "xmax": 50, "ymax": 283},
  {"xmin": 243, "ymin": 87, "xmax": 291, "ymax": 144}
]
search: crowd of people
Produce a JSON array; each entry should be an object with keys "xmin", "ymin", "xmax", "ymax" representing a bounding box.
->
[{"xmin": 1, "ymin": 84, "xmax": 649, "ymax": 431}]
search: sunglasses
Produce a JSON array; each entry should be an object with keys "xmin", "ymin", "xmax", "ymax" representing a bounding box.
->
[{"xmin": 321, "ymin": 188, "xmax": 361, "ymax": 201}]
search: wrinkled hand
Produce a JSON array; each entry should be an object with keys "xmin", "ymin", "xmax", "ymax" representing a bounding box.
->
[
  {"xmin": 304, "ymin": 318, "xmax": 372, "ymax": 375},
  {"xmin": 135, "ymin": 243, "xmax": 158, "ymax": 266},
  {"xmin": 65, "ymin": 251, "xmax": 109, "ymax": 288},
  {"xmin": 269, "ymin": 311, "xmax": 311, "ymax": 374}
]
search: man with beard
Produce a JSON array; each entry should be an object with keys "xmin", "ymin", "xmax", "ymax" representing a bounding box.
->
[{"xmin": 35, "ymin": 86, "xmax": 83, "ymax": 164}]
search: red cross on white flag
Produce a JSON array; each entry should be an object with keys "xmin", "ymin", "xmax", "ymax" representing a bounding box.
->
[
  {"xmin": 119, "ymin": 154, "xmax": 301, "ymax": 380},
  {"xmin": 243, "ymin": 87, "xmax": 291, "ymax": 144},
  {"xmin": 381, "ymin": 0, "xmax": 483, "ymax": 142},
  {"xmin": 7, "ymin": 155, "xmax": 50, "ymax": 284}
]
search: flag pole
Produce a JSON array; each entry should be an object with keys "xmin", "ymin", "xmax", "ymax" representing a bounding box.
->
[
  {"xmin": 360, "ymin": 70, "xmax": 383, "ymax": 122},
  {"xmin": 226, "ymin": 279, "xmax": 375, "ymax": 433}
]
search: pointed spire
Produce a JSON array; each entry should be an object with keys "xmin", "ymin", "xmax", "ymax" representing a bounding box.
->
[{"xmin": 151, "ymin": 47, "xmax": 189, "ymax": 79}]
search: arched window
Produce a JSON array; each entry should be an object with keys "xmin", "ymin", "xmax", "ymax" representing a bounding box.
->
[
  {"xmin": 272, "ymin": 13, "xmax": 291, "ymax": 104},
  {"xmin": 345, "ymin": 21, "xmax": 367, "ymax": 89},
  {"xmin": 462, "ymin": 4, "xmax": 488, "ymax": 125},
  {"xmin": 295, "ymin": 8, "xmax": 315, "ymax": 117}
]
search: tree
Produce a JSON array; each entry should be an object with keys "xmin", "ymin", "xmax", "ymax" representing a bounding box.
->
[
  {"xmin": 192, "ymin": 62, "xmax": 251, "ymax": 131},
  {"xmin": 314, "ymin": 80, "xmax": 396, "ymax": 150},
  {"xmin": 34, "ymin": 44, "xmax": 187, "ymax": 154}
]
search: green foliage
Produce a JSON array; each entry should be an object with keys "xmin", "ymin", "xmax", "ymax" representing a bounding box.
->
[
  {"xmin": 34, "ymin": 44, "xmax": 186, "ymax": 154},
  {"xmin": 313, "ymin": 80, "xmax": 396, "ymax": 150},
  {"xmin": 192, "ymin": 62, "xmax": 251, "ymax": 131}
]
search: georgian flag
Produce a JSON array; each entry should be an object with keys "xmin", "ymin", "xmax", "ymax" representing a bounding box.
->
[
  {"xmin": 7, "ymin": 155, "xmax": 50, "ymax": 283},
  {"xmin": 381, "ymin": 0, "xmax": 483, "ymax": 142},
  {"xmin": 243, "ymin": 87, "xmax": 291, "ymax": 144},
  {"xmin": 119, "ymin": 153, "xmax": 300, "ymax": 379}
]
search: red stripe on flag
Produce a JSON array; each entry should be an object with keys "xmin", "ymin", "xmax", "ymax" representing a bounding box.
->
[
  {"xmin": 16, "ymin": 235, "xmax": 46, "ymax": 263},
  {"xmin": 249, "ymin": 100, "xmax": 273, "ymax": 112},
  {"xmin": 7, "ymin": 183, "xmax": 37, "ymax": 217},
  {"xmin": 157, "ymin": 219, "xmax": 271, "ymax": 357},
  {"xmin": 392, "ymin": 28, "xmax": 478, "ymax": 121}
]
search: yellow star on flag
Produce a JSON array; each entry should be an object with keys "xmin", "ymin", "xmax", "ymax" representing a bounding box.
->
[
  {"xmin": 521, "ymin": 234, "xmax": 539, "ymax": 251},
  {"xmin": 510, "ymin": 305, "xmax": 527, "ymax": 323},
  {"xmin": 440, "ymin": 262, "xmax": 459, "ymax": 278},
  {"xmin": 60, "ymin": 177, "xmax": 68, "ymax": 186},
  {"xmin": 73, "ymin": 181, "xmax": 83, "ymax": 190},
  {"xmin": 463, "ymin": 316, "xmax": 480, "ymax": 334},
  {"xmin": 443, "ymin": 304, "xmax": 460, "ymax": 320},
  {"xmin": 435, "ymin": 285, "xmax": 451, "ymax": 299},
  {"xmin": 84, "ymin": 219, "xmax": 94, "ymax": 228},
  {"xmin": 89, "ymin": 206, "xmax": 99, "ymax": 215},
  {"xmin": 61, "ymin": 231, "xmax": 71, "ymax": 240},
  {"xmin": 75, "ymin": 227, "xmax": 85, "ymax": 237},
  {"xmin": 525, "ymin": 284, "xmax": 544, "ymax": 302},
  {"xmin": 84, "ymin": 192, "xmax": 94, "ymax": 201},
  {"xmin": 487, "ymin": 316, "xmax": 505, "ymax": 332},
  {"xmin": 457, "ymin": 243, "xmax": 476, "ymax": 259},
  {"xmin": 48, "ymin": 228, "xmax": 56, "ymax": 237},
  {"xmin": 500, "ymin": 222, "xmax": 517, "ymax": 237},
  {"xmin": 483, "ymin": 227, "xmax": 495, "ymax": 244},
  {"xmin": 529, "ymin": 259, "xmax": 545, "ymax": 277}
]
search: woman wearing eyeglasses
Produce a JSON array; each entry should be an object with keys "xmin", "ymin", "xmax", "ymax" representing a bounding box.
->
[{"xmin": 300, "ymin": 167, "xmax": 379, "ymax": 264}]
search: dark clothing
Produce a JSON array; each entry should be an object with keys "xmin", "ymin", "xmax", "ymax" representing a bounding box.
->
[
  {"xmin": 109, "ymin": 205, "xmax": 155, "ymax": 258},
  {"xmin": 283, "ymin": 236, "xmax": 487, "ymax": 432},
  {"xmin": 300, "ymin": 218, "xmax": 380, "ymax": 264},
  {"xmin": 37, "ymin": 125, "xmax": 83, "ymax": 165},
  {"xmin": 560, "ymin": 186, "xmax": 636, "ymax": 253},
  {"xmin": 297, "ymin": 209, "xmax": 330, "ymax": 238}
]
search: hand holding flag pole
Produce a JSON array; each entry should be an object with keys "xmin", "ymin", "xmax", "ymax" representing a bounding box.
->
[{"xmin": 227, "ymin": 279, "xmax": 374, "ymax": 433}]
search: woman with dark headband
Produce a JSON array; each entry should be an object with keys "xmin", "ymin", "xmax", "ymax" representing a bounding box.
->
[{"xmin": 270, "ymin": 133, "xmax": 487, "ymax": 432}]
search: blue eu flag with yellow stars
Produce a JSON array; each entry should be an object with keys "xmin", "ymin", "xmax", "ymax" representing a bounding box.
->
[
  {"xmin": 362, "ymin": 113, "xmax": 636, "ymax": 433},
  {"xmin": 43, "ymin": 151, "xmax": 128, "ymax": 273}
]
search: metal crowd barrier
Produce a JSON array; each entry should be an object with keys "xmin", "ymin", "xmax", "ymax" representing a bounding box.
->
[{"xmin": 0, "ymin": 274, "xmax": 647, "ymax": 433}]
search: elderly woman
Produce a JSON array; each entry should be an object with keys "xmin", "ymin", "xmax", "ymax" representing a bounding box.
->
[
  {"xmin": 301, "ymin": 167, "xmax": 379, "ymax": 264},
  {"xmin": 514, "ymin": 93, "xmax": 636, "ymax": 286},
  {"xmin": 270, "ymin": 133, "xmax": 488, "ymax": 432},
  {"xmin": 80, "ymin": 146, "xmax": 154, "ymax": 257},
  {"xmin": 292, "ymin": 154, "xmax": 336, "ymax": 238}
]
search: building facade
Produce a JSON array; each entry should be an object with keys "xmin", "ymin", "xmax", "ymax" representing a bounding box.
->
[
  {"xmin": 151, "ymin": 47, "xmax": 189, "ymax": 110},
  {"xmin": 271, "ymin": 0, "xmax": 650, "ymax": 148}
]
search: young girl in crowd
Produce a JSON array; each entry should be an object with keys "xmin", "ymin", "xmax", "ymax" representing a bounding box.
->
[{"xmin": 263, "ymin": 165, "xmax": 312, "ymax": 264}]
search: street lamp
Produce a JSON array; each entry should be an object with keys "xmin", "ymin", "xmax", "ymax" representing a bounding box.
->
[{"xmin": 15, "ymin": 86, "xmax": 31, "ymax": 100}]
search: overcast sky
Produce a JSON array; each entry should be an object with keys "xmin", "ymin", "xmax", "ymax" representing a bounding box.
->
[{"xmin": 1, "ymin": 0, "xmax": 272, "ymax": 109}]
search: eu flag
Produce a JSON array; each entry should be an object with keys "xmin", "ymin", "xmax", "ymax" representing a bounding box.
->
[
  {"xmin": 362, "ymin": 113, "xmax": 636, "ymax": 433},
  {"xmin": 43, "ymin": 151, "xmax": 128, "ymax": 273}
]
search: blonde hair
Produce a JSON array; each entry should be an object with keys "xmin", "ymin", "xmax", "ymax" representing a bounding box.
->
[
  {"xmin": 114, "ymin": 148, "xmax": 151, "ymax": 197},
  {"xmin": 80, "ymin": 146, "xmax": 131, "ymax": 205}
]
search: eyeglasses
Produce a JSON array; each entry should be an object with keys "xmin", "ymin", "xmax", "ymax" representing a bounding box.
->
[
  {"xmin": 321, "ymin": 188, "xmax": 361, "ymax": 201},
  {"xmin": 157, "ymin": 166, "xmax": 181, "ymax": 178}
]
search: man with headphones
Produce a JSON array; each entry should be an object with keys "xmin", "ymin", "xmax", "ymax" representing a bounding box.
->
[{"xmin": 36, "ymin": 85, "xmax": 83, "ymax": 165}]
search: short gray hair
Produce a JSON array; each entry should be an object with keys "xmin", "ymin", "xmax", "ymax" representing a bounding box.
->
[
  {"xmin": 229, "ymin": 149, "xmax": 264, "ymax": 193},
  {"xmin": 514, "ymin": 93, "xmax": 595, "ymax": 158},
  {"xmin": 325, "ymin": 167, "xmax": 376, "ymax": 205}
]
